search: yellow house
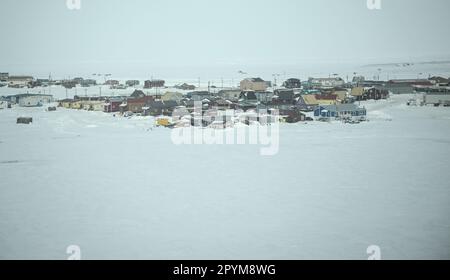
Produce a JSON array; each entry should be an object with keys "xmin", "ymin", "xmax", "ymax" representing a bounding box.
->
[
  {"xmin": 71, "ymin": 101, "xmax": 83, "ymax": 109},
  {"xmin": 85, "ymin": 101, "xmax": 104, "ymax": 111},
  {"xmin": 60, "ymin": 100, "xmax": 73, "ymax": 108},
  {"xmin": 351, "ymin": 87, "xmax": 364, "ymax": 99},
  {"xmin": 162, "ymin": 92, "xmax": 183, "ymax": 102},
  {"xmin": 302, "ymin": 95, "xmax": 318, "ymax": 106},
  {"xmin": 333, "ymin": 90, "xmax": 348, "ymax": 103},
  {"xmin": 316, "ymin": 99, "xmax": 336, "ymax": 106},
  {"xmin": 240, "ymin": 78, "xmax": 268, "ymax": 91}
]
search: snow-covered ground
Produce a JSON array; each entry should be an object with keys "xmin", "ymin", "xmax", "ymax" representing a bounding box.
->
[{"xmin": 0, "ymin": 94, "xmax": 449, "ymax": 260}]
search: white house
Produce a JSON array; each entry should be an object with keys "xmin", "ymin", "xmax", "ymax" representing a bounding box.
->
[
  {"xmin": 423, "ymin": 90, "xmax": 450, "ymax": 106},
  {"xmin": 0, "ymin": 100, "xmax": 8, "ymax": 109},
  {"xmin": 240, "ymin": 78, "xmax": 268, "ymax": 91},
  {"xmin": 0, "ymin": 72, "xmax": 9, "ymax": 82},
  {"xmin": 218, "ymin": 89, "xmax": 241, "ymax": 101},
  {"xmin": 8, "ymin": 76, "xmax": 34, "ymax": 88},
  {"xmin": 15, "ymin": 94, "xmax": 53, "ymax": 107},
  {"xmin": 309, "ymin": 77, "xmax": 345, "ymax": 88}
]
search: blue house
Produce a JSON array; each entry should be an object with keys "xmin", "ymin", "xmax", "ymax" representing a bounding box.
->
[{"xmin": 314, "ymin": 104, "xmax": 366, "ymax": 119}]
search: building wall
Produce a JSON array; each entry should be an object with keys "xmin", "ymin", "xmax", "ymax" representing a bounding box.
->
[
  {"xmin": 424, "ymin": 93, "xmax": 450, "ymax": 105},
  {"xmin": 128, "ymin": 102, "xmax": 145, "ymax": 113},
  {"xmin": 162, "ymin": 92, "xmax": 183, "ymax": 102},
  {"xmin": 219, "ymin": 90, "xmax": 241, "ymax": 101},
  {"xmin": 0, "ymin": 73, "xmax": 9, "ymax": 82},
  {"xmin": 311, "ymin": 78, "xmax": 345, "ymax": 88},
  {"xmin": 18, "ymin": 95, "xmax": 52, "ymax": 107},
  {"xmin": 240, "ymin": 80, "xmax": 267, "ymax": 91}
]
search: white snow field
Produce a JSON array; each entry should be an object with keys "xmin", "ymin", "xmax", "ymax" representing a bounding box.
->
[{"xmin": 0, "ymin": 94, "xmax": 449, "ymax": 260}]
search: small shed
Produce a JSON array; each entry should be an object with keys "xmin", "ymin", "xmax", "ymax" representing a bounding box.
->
[{"xmin": 17, "ymin": 117, "xmax": 33, "ymax": 124}]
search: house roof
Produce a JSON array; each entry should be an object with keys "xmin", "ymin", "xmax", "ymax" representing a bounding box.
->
[
  {"xmin": 302, "ymin": 95, "xmax": 318, "ymax": 105},
  {"xmin": 429, "ymin": 76, "xmax": 449, "ymax": 83},
  {"xmin": 318, "ymin": 104, "xmax": 365, "ymax": 112},
  {"xmin": 310, "ymin": 77, "xmax": 343, "ymax": 82},
  {"xmin": 130, "ymin": 90, "xmax": 145, "ymax": 98},
  {"xmin": 164, "ymin": 100, "xmax": 178, "ymax": 107},
  {"xmin": 9, "ymin": 93, "xmax": 52, "ymax": 98},
  {"xmin": 315, "ymin": 94, "xmax": 337, "ymax": 100},
  {"xmin": 387, "ymin": 79, "xmax": 432, "ymax": 85},
  {"xmin": 351, "ymin": 87, "xmax": 364, "ymax": 96},
  {"xmin": 334, "ymin": 92, "xmax": 347, "ymax": 101},
  {"xmin": 244, "ymin": 77, "xmax": 265, "ymax": 83}
]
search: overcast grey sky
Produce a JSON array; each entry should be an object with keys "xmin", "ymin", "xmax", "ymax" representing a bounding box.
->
[{"xmin": 1, "ymin": 0, "xmax": 450, "ymax": 78}]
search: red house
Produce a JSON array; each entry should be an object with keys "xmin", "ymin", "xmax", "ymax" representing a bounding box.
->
[
  {"xmin": 127, "ymin": 96, "xmax": 155, "ymax": 113},
  {"xmin": 104, "ymin": 98, "xmax": 125, "ymax": 113}
]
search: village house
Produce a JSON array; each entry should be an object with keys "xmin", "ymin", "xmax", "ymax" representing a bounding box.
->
[
  {"xmin": 81, "ymin": 79, "xmax": 97, "ymax": 87},
  {"xmin": 105, "ymin": 80, "xmax": 120, "ymax": 86},
  {"xmin": 238, "ymin": 92, "xmax": 259, "ymax": 111},
  {"xmin": 0, "ymin": 72, "xmax": 9, "ymax": 82},
  {"xmin": 186, "ymin": 91, "xmax": 212, "ymax": 102},
  {"xmin": 143, "ymin": 100, "xmax": 179, "ymax": 116},
  {"xmin": 143, "ymin": 100, "xmax": 164, "ymax": 116},
  {"xmin": 415, "ymin": 86, "xmax": 450, "ymax": 106},
  {"xmin": 35, "ymin": 79, "xmax": 50, "ymax": 87},
  {"xmin": 352, "ymin": 75, "xmax": 365, "ymax": 84},
  {"xmin": 283, "ymin": 78, "xmax": 301, "ymax": 89},
  {"xmin": 144, "ymin": 79, "xmax": 165, "ymax": 89},
  {"xmin": 217, "ymin": 89, "xmax": 241, "ymax": 102},
  {"xmin": 239, "ymin": 91, "xmax": 258, "ymax": 102},
  {"xmin": 332, "ymin": 90, "xmax": 349, "ymax": 103},
  {"xmin": 81, "ymin": 100, "xmax": 105, "ymax": 111},
  {"xmin": 297, "ymin": 95, "xmax": 319, "ymax": 111},
  {"xmin": 59, "ymin": 99, "xmax": 74, "ymax": 108},
  {"xmin": 308, "ymin": 77, "xmax": 345, "ymax": 89},
  {"xmin": 0, "ymin": 99, "xmax": 9, "ymax": 109},
  {"xmin": 363, "ymin": 87, "xmax": 389, "ymax": 100},
  {"xmin": 279, "ymin": 108, "xmax": 307, "ymax": 123},
  {"xmin": 273, "ymin": 89, "xmax": 295, "ymax": 105},
  {"xmin": 253, "ymin": 91, "xmax": 273, "ymax": 103},
  {"xmin": 130, "ymin": 89, "xmax": 146, "ymax": 99},
  {"xmin": 314, "ymin": 104, "xmax": 367, "ymax": 120},
  {"xmin": 8, "ymin": 76, "xmax": 34, "ymax": 88},
  {"xmin": 127, "ymin": 96, "xmax": 155, "ymax": 113},
  {"xmin": 72, "ymin": 77, "xmax": 84, "ymax": 85},
  {"xmin": 350, "ymin": 87, "xmax": 364, "ymax": 101},
  {"xmin": 163, "ymin": 100, "xmax": 179, "ymax": 114},
  {"xmin": 126, "ymin": 80, "xmax": 140, "ymax": 87},
  {"xmin": 162, "ymin": 92, "xmax": 184, "ymax": 103},
  {"xmin": 110, "ymin": 83, "xmax": 127, "ymax": 90},
  {"xmin": 145, "ymin": 92, "xmax": 164, "ymax": 100},
  {"xmin": 315, "ymin": 94, "xmax": 338, "ymax": 105},
  {"xmin": 356, "ymin": 80, "xmax": 385, "ymax": 88},
  {"xmin": 240, "ymin": 78, "xmax": 268, "ymax": 91},
  {"xmin": 71, "ymin": 100, "xmax": 83, "ymax": 109},
  {"xmin": 385, "ymin": 79, "xmax": 432, "ymax": 94},
  {"xmin": 7, "ymin": 93, "xmax": 53, "ymax": 107},
  {"xmin": 62, "ymin": 80, "xmax": 77, "ymax": 89},
  {"xmin": 351, "ymin": 87, "xmax": 389, "ymax": 101},
  {"xmin": 211, "ymin": 98, "xmax": 236, "ymax": 110},
  {"xmin": 174, "ymin": 83, "xmax": 196, "ymax": 90},
  {"xmin": 429, "ymin": 76, "xmax": 449, "ymax": 86},
  {"xmin": 104, "ymin": 98, "xmax": 125, "ymax": 113}
]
